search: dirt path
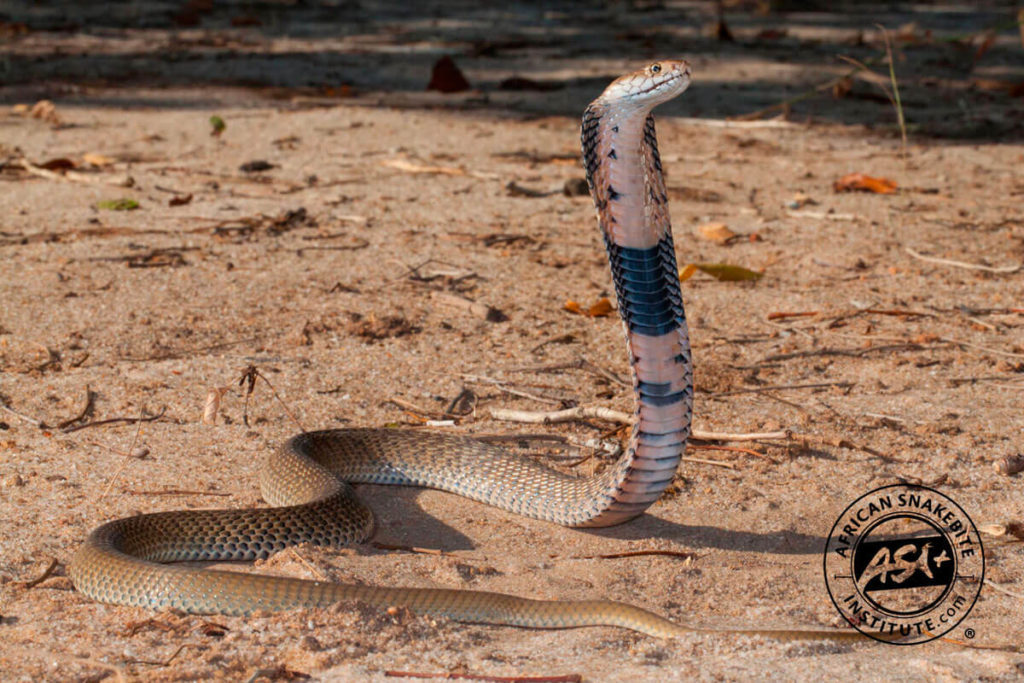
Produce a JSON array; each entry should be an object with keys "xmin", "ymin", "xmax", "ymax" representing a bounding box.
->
[{"xmin": 1, "ymin": 3, "xmax": 1022, "ymax": 681}]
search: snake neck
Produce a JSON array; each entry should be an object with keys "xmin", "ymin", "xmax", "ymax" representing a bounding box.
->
[{"xmin": 578, "ymin": 100, "xmax": 693, "ymax": 527}]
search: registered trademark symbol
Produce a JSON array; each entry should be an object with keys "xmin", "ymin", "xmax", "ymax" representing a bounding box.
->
[{"xmin": 964, "ymin": 628, "xmax": 975, "ymax": 639}]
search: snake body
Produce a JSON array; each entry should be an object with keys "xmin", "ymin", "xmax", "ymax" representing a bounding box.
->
[{"xmin": 69, "ymin": 62, "xmax": 745, "ymax": 638}]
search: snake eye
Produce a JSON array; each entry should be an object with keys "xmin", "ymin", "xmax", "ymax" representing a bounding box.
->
[{"xmin": 650, "ymin": 63, "xmax": 661, "ymax": 73}]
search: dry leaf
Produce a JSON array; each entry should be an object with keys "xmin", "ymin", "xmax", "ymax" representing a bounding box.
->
[
  {"xmin": 202, "ymin": 387, "xmax": 229, "ymax": 425},
  {"xmin": 82, "ymin": 153, "xmax": 115, "ymax": 167},
  {"xmin": 38, "ymin": 158, "xmax": 76, "ymax": 171},
  {"xmin": 697, "ymin": 222, "xmax": 737, "ymax": 245},
  {"xmin": 29, "ymin": 99, "xmax": 60, "ymax": 124},
  {"xmin": 681, "ymin": 263, "xmax": 764, "ymax": 282},
  {"xmin": 833, "ymin": 173, "xmax": 898, "ymax": 194},
  {"xmin": 564, "ymin": 297, "xmax": 613, "ymax": 317},
  {"xmin": 381, "ymin": 158, "xmax": 466, "ymax": 176},
  {"xmin": 427, "ymin": 55, "xmax": 470, "ymax": 93},
  {"xmin": 587, "ymin": 298, "xmax": 613, "ymax": 317},
  {"xmin": 679, "ymin": 264, "xmax": 699, "ymax": 282}
]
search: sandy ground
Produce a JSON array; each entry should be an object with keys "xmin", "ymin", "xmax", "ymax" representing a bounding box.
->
[{"xmin": 1, "ymin": 2, "xmax": 1023, "ymax": 681}]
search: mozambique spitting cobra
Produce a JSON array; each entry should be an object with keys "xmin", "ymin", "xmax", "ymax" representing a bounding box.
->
[{"xmin": 70, "ymin": 61, "xmax": 854, "ymax": 640}]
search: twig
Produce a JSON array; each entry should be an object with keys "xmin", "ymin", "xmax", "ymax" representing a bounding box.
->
[
  {"xmin": 905, "ymin": 247, "xmax": 1021, "ymax": 273},
  {"xmin": 238, "ymin": 365, "xmax": 305, "ymax": 431},
  {"xmin": 373, "ymin": 542, "xmax": 446, "ymax": 556},
  {"xmin": 461, "ymin": 374, "xmax": 567, "ymax": 405},
  {"xmin": 729, "ymin": 60, "xmax": 875, "ymax": 122},
  {"xmin": 385, "ymin": 672, "xmax": 581, "ymax": 683},
  {"xmin": 126, "ymin": 489, "xmax": 232, "ymax": 497},
  {"xmin": 20, "ymin": 558, "xmax": 59, "ymax": 589},
  {"xmin": 287, "ymin": 547, "xmax": 328, "ymax": 581},
  {"xmin": 688, "ymin": 443, "xmax": 770, "ymax": 460},
  {"xmin": 789, "ymin": 432, "xmax": 892, "ymax": 460},
  {"xmin": 385, "ymin": 397, "xmax": 447, "ymax": 421},
  {"xmin": 56, "ymin": 385, "xmax": 95, "ymax": 430},
  {"xmin": 15, "ymin": 157, "xmax": 134, "ymax": 187},
  {"xmin": 760, "ymin": 343, "xmax": 926, "ymax": 363},
  {"xmin": 0, "ymin": 401, "xmax": 47, "ymax": 428},
  {"xmin": 708, "ymin": 381, "xmax": 852, "ymax": 397},
  {"xmin": 878, "ymin": 25, "xmax": 907, "ymax": 154},
  {"xmin": 681, "ymin": 457, "xmax": 735, "ymax": 469},
  {"xmin": 690, "ymin": 430, "xmax": 790, "ymax": 442},
  {"xmin": 96, "ymin": 407, "xmax": 151, "ymax": 503},
  {"xmin": 62, "ymin": 406, "xmax": 166, "ymax": 433},
  {"xmin": 489, "ymin": 406, "xmax": 632, "ymax": 425},
  {"xmin": 984, "ymin": 578, "xmax": 1024, "ymax": 600},
  {"xmin": 132, "ymin": 644, "xmax": 187, "ymax": 667},
  {"xmin": 941, "ymin": 337, "xmax": 1024, "ymax": 360},
  {"xmin": 574, "ymin": 550, "xmax": 697, "ymax": 561},
  {"xmin": 507, "ymin": 356, "xmax": 629, "ymax": 387}
]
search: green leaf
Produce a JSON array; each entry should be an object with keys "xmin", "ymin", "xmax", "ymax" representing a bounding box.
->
[
  {"xmin": 209, "ymin": 115, "xmax": 226, "ymax": 136},
  {"xmin": 95, "ymin": 198, "xmax": 139, "ymax": 211}
]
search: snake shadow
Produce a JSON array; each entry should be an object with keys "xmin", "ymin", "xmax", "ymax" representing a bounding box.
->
[
  {"xmin": 587, "ymin": 515, "xmax": 827, "ymax": 556},
  {"xmin": 361, "ymin": 484, "xmax": 826, "ymax": 556}
]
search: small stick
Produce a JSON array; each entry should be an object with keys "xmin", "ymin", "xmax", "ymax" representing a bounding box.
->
[
  {"xmin": 507, "ymin": 357, "xmax": 629, "ymax": 387},
  {"xmin": 20, "ymin": 558, "xmax": 59, "ymax": 589},
  {"xmin": 385, "ymin": 672, "xmax": 581, "ymax": 683},
  {"xmin": 681, "ymin": 457, "xmax": 735, "ymax": 469},
  {"xmin": 462, "ymin": 374, "xmax": 568, "ymax": 405},
  {"xmin": 57, "ymin": 385, "xmax": 95, "ymax": 430},
  {"xmin": 373, "ymin": 542, "xmax": 446, "ymax": 556},
  {"xmin": 489, "ymin": 406, "xmax": 632, "ymax": 425},
  {"xmin": 62, "ymin": 406, "xmax": 166, "ymax": 433},
  {"xmin": 385, "ymin": 397, "xmax": 447, "ymax": 421},
  {"xmin": 708, "ymin": 381, "xmax": 852, "ymax": 397},
  {"xmin": 238, "ymin": 365, "xmax": 305, "ymax": 431},
  {"xmin": 940, "ymin": 336, "xmax": 1024, "ymax": 360},
  {"xmin": 690, "ymin": 429, "xmax": 790, "ymax": 442},
  {"xmin": 574, "ymin": 550, "xmax": 697, "ymax": 561},
  {"xmin": 905, "ymin": 247, "xmax": 1021, "ymax": 274},
  {"xmin": 0, "ymin": 401, "xmax": 47, "ymax": 428},
  {"xmin": 984, "ymin": 579, "xmax": 1024, "ymax": 600},
  {"xmin": 126, "ymin": 489, "xmax": 231, "ymax": 497},
  {"xmin": 131, "ymin": 644, "xmax": 187, "ymax": 667},
  {"xmin": 688, "ymin": 443, "xmax": 770, "ymax": 460},
  {"xmin": 287, "ymin": 548, "xmax": 328, "ymax": 581}
]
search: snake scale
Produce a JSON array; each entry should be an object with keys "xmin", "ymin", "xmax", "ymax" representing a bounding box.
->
[{"xmin": 70, "ymin": 61, "xmax": 856, "ymax": 641}]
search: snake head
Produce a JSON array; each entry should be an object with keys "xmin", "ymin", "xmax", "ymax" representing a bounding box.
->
[{"xmin": 598, "ymin": 60, "xmax": 691, "ymax": 110}]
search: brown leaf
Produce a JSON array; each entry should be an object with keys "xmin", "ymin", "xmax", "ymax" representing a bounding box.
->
[
  {"xmin": 427, "ymin": 56, "xmax": 470, "ymax": 93},
  {"xmin": 564, "ymin": 297, "xmax": 613, "ymax": 317},
  {"xmin": 833, "ymin": 173, "xmax": 898, "ymax": 194},
  {"xmin": 697, "ymin": 222, "xmax": 738, "ymax": 245},
  {"xmin": 168, "ymin": 193, "xmax": 193, "ymax": 207},
  {"xmin": 587, "ymin": 298, "xmax": 613, "ymax": 317},
  {"xmin": 381, "ymin": 158, "xmax": 465, "ymax": 176},
  {"xmin": 678, "ymin": 264, "xmax": 698, "ymax": 282},
  {"xmin": 38, "ymin": 158, "xmax": 76, "ymax": 171},
  {"xmin": 82, "ymin": 153, "xmax": 115, "ymax": 167},
  {"xmin": 682, "ymin": 263, "xmax": 764, "ymax": 282}
]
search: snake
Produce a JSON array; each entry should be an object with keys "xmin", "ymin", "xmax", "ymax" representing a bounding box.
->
[{"xmin": 69, "ymin": 61, "xmax": 856, "ymax": 641}]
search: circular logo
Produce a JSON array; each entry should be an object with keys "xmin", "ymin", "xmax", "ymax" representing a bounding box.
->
[{"xmin": 823, "ymin": 484, "xmax": 984, "ymax": 644}]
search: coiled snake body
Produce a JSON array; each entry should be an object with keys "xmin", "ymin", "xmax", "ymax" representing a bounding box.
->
[{"xmin": 70, "ymin": 62, "xmax": 850, "ymax": 640}]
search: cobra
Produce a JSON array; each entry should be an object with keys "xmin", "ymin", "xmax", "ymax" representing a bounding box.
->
[{"xmin": 70, "ymin": 61, "xmax": 852, "ymax": 640}]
